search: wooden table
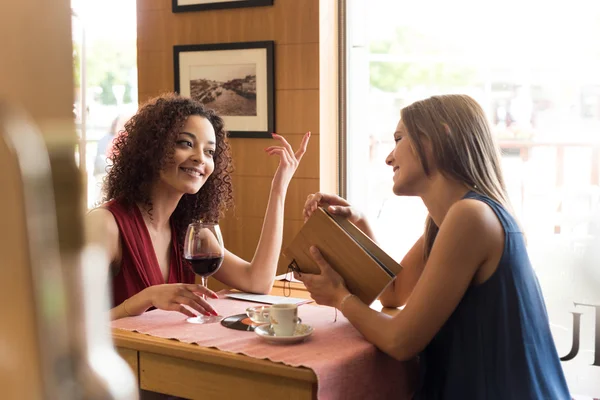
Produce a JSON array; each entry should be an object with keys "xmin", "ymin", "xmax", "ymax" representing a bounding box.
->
[{"xmin": 113, "ymin": 281, "xmax": 319, "ymax": 399}]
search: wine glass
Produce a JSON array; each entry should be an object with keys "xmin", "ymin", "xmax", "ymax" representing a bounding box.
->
[{"xmin": 183, "ymin": 222, "xmax": 225, "ymax": 324}]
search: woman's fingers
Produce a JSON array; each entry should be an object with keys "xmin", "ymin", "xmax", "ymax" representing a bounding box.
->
[
  {"xmin": 294, "ymin": 270, "xmax": 309, "ymax": 284},
  {"xmin": 309, "ymin": 246, "xmax": 329, "ymax": 271},
  {"xmin": 305, "ymin": 192, "xmax": 321, "ymax": 204},
  {"xmin": 327, "ymin": 205, "xmax": 352, "ymax": 218},
  {"xmin": 175, "ymin": 295, "xmax": 215, "ymax": 316},
  {"xmin": 304, "ymin": 192, "xmax": 322, "ymax": 210},
  {"xmin": 294, "ymin": 131, "xmax": 311, "ymax": 161},
  {"xmin": 271, "ymin": 133, "xmax": 295, "ymax": 159},
  {"xmin": 321, "ymin": 193, "xmax": 350, "ymax": 206},
  {"xmin": 265, "ymin": 146, "xmax": 293, "ymax": 162},
  {"xmin": 303, "ymin": 193, "xmax": 324, "ymax": 221},
  {"xmin": 271, "ymin": 132, "xmax": 310, "ymax": 162},
  {"xmin": 266, "ymin": 147, "xmax": 293, "ymax": 164},
  {"xmin": 185, "ymin": 284, "xmax": 218, "ymax": 299},
  {"xmin": 304, "ymin": 192, "xmax": 354, "ymax": 221},
  {"xmin": 171, "ymin": 303, "xmax": 196, "ymax": 318},
  {"xmin": 303, "ymin": 208, "xmax": 311, "ymax": 222},
  {"xmin": 177, "ymin": 290, "xmax": 218, "ymax": 315},
  {"xmin": 305, "ymin": 192, "xmax": 350, "ymax": 209}
]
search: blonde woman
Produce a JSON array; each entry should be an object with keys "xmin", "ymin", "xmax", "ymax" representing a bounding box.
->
[{"xmin": 298, "ymin": 95, "xmax": 570, "ymax": 399}]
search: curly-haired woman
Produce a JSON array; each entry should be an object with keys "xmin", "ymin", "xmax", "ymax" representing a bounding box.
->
[{"xmin": 87, "ymin": 93, "xmax": 310, "ymax": 321}]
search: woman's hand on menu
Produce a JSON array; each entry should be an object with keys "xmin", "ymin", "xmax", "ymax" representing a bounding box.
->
[
  {"xmin": 303, "ymin": 192, "xmax": 364, "ymax": 223},
  {"xmin": 294, "ymin": 246, "xmax": 350, "ymax": 309},
  {"xmin": 303, "ymin": 192, "xmax": 377, "ymax": 241}
]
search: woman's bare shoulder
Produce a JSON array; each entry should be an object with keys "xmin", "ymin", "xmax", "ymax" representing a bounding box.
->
[
  {"xmin": 441, "ymin": 198, "xmax": 504, "ymax": 249},
  {"xmin": 87, "ymin": 207, "xmax": 118, "ymax": 233},
  {"xmin": 86, "ymin": 207, "xmax": 120, "ymax": 261}
]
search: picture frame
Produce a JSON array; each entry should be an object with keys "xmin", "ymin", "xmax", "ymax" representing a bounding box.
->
[
  {"xmin": 172, "ymin": 0, "xmax": 274, "ymax": 13},
  {"xmin": 174, "ymin": 41, "xmax": 274, "ymax": 138}
]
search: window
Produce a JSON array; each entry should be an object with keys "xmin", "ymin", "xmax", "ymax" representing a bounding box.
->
[
  {"xmin": 346, "ymin": 0, "xmax": 600, "ymax": 396},
  {"xmin": 72, "ymin": 0, "xmax": 138, "ymax": 209}
]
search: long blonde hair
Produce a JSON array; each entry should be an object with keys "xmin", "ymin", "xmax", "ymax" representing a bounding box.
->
[{"xmin": 400, "ymin": 94, "xmax": 512, "ymax": 259}]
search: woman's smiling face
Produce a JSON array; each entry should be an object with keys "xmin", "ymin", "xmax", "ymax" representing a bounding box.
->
[{"xmin": 158, "ymin": 115, "xmax": 217, "ymax": 195}]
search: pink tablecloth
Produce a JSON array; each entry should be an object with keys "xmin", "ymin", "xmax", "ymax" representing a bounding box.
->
[{"xmin": 112, "ymin": 296, "xmax": 417, "ymax": 400}]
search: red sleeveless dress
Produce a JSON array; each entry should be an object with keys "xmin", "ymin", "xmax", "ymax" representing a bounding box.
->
[{"xmin": 104, "ymin": 200, "xmax": 194, "ymax": 307}]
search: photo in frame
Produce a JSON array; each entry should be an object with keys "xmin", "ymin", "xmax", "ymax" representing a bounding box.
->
[
  {"xmin": 174, "ymin": 41, "xmax": 274, "ymax": 138},
  {"xmin": 172, "ymin": 0, "xmax": 274, "ymax": 13}
]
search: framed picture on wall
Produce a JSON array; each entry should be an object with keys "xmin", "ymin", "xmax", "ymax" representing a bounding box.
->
[
  {"xmin": 172, "ymin": 0, "xmax": 273, "ymax": 13},
  {"xmin": 174, "ymin": 41, "xmax": 274, "ymax": 138}
]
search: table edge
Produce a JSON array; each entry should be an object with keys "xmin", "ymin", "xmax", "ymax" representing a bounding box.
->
[{"xmin": 112, "ymin": 328, "xmax": 318, "ymax": 383}]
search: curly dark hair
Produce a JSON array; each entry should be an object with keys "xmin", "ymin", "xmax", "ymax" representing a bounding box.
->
[{"xmin": 103, "ymin": 93, "xmax": 234, "ymax": 246}]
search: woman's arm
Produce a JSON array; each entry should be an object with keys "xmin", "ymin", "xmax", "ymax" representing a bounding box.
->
[
  {"xmin": 86, "ymin": 208, "xmax": 218, "ymax": 320},
  {"xmin": 216, "ymin": 184, "xmax": 287, "ymax": 294},
  {"xmin": 378, "ymin": 235, "xmax": 426, "ymax": 308},
  {"xmin": 86, "ymin": 208, "xmax": 132, "ymax": 320},
  {"xmin": 298, "ymin": 199, "xmax": 503, "ymax": 360},
  {"xmin": 213, "ymin": 133, "xmax": 311, "ymax": 294},
  {"xmin": 86, "ymin": 208, "xmax": 120, "ymax": 271}
]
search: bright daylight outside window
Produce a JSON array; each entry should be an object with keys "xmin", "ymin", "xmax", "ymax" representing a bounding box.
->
[
  {"xmin": 72, "ymin": 0, "xmax": 138, "ymax": 209},
  {"xmin": 346, "ymin": 0, "xmax": 600, "ymax": 397}
]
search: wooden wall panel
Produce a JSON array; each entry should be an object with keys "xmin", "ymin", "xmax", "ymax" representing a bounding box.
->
[
  {"xmin": 275, "ymin": 44, "xmax": 320, "ymax": 90},
  {"xmin": 219, "ymin": 215, "xmax": 305, "ymax": 276},
  {"xmin": 0, "ymin": 1, "xmax": 74, "ymax": 125},
  {"xmin": 274, "ymin": 89, "xmax": 319, "ymax": 134},
  {"xmin": 229, "ymin": 175, "xmax": 319, "ymax": 221},
  {"xmin": 137, "ymin": 0, "xmax": 167, "ymax": 12},
  {"xmin": 229, "ymin": 133, "xmax": 319, "ymax": 178},
  {"xmin": 136, "ymin": 0, "xmax": 334, "ymax": 288},
  {"xmin": 137, "ymin": 51, "xmax": 172, "ymax": 95},
  {"xmin": 138, "ymin": 1, "xmax": 318, "ymax": 51}
]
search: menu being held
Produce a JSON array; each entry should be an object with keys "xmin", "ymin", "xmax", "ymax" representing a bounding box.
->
[{"xmin": 283, "ymin": 207, "xmax": 402, "ymax": 305}]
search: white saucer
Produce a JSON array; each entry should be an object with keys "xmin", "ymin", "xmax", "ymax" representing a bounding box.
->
[{"xmin": 254, "ymin": 323, "xmax": 314, "ymax": 344}]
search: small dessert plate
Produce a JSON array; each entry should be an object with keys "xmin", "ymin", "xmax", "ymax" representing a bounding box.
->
[{"xmin": 254, "ymin": 323, "xmax": 314, "ymax": 344}]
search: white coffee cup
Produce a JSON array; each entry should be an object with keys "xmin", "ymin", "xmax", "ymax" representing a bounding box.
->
[{"xmin": 269, "ymin": 303, "xmax": 299, "ymax": 336}]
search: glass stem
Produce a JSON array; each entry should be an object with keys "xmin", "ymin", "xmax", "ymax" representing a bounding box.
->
[{"xmin": 201, "ymin": 276, "xmax": 207, "ymax": 301}]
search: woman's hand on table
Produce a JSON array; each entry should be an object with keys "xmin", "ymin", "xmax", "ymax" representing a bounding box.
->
[
  {"xmin": 294, "ymin": 246, "xmax": 350, "ymax": 309},
  {"xmin": 144, "ymin": 283, "xmax": 220, "ymax": 318}
]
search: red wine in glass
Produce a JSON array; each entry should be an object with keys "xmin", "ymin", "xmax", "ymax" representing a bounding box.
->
[
  {"xmin": 183, "ymin": 222, "xmax": 225, "ymax": 324},
  {"xmin": 186, "ymin": 254, "xmax": 224, "ymax": 277}
]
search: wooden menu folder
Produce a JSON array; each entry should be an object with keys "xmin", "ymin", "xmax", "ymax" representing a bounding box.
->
[{"xmin": 283, "ymin": 208, "xmax": 402, "ymax": 305}]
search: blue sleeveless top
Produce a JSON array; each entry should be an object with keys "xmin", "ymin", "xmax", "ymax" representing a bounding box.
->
[{"xmin": 415, "ymin": 191, "xmax": 570, "ymax": 399}]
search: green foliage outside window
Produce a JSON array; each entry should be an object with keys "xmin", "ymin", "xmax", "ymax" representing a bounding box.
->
[{"xmin": 369, "ymin": 27, "xmax": 479, "ymax": 92}]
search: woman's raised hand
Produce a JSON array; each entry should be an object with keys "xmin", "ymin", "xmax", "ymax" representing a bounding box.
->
[{"xmin": 265, "ymin": 132, "xmax": 311, "ymax": 192}]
